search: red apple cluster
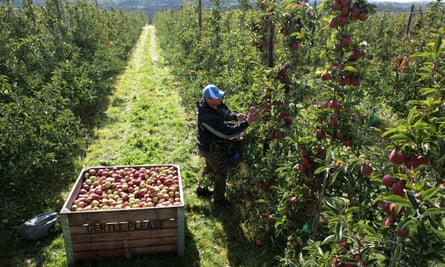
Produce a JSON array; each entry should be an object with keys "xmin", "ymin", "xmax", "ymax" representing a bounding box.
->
[
  {"xmin": 274, "ymin": 64, "xmax": 290, "ymax": 84},
  {"xmin": 329, "ymin": 0, "xmax": 370, "ymax": 29},
  {"xmin": 298, "ymin": 155, "xmax": 314, "ymax": 174},
  {"xmin": 389, "ymin": 148, "xmax": 429, "ymax": 170},
  {"xmin": 380, "ymin": 199, "xmax": 409, "ymax": 238},
  {"xmin": 315, "ymin": 99, "xmax": 354, "ymax": 147},
  {"xmin": 381, "ymin": 174, "xmax": 405, "ymax": 197},
  {"xmin": 278, "ymin": 14, "xmax": 303, "ymax": 51},
  {"xmin": 380, "ymin": 172, "xmax": 410, "ymax": 238},
  {"xmin": 321, "ymin": 53, "xmax": 363, "ymax": 87},
  {"xmin": 377, "ymin": 148, "xmax": 430, "ymax": 238},
  {"xmin": 260, "ymin": 89, "xmax": 293, "ymax": 140},
  {"xmin": 71, "ymin": 166, "xmax": 182, "ymax": 211},
  {"xmin": 323, "ymin": 0, "xmax": 369, "ymax": 86}
]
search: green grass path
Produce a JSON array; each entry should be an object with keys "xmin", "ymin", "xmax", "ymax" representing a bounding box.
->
[{"xmin": 84, "ymin": 25, "xmax": 196, "ymax": 167}]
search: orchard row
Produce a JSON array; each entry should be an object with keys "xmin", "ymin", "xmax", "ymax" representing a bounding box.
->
[{"xmin": 153, "ymin": 1, "xmax": 445, "ymax": 266}]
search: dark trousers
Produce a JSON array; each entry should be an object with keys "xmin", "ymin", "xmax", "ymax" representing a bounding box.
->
[{"xmin": 198, "ymin": 149, "xmax": 226, "ymax": 201}]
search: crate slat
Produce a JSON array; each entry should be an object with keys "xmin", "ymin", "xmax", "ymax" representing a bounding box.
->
[
  {"xmin": 70, "ymin": 227, "xmax": 178, "ymax": 243},
  {"xmin": 65, "ymin": 207, "xmax": 180, "ymax": 226},
  {"xmin": 72, "ymin": 236, "xmax": 178, "ymax": 252},
  {"xmin": 73, "ymin": 245, "xmax": 178, "ymax": 260}
]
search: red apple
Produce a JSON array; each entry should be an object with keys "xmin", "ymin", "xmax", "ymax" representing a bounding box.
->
[
  {"xmin": 359, "ymin": 12, "xmax": 369, "ymax": 21},
  {"xmin": 340, "ymin": 0, "xmax": 350, "ymax": 7},
  {"xmin": 337, "ymin": 16, "xmax": 348, "ymax": 26},
  {"xmin": 339, "ymin": 238, "xmax": 350, "ymax": 250},
  {"xmin": 349, "ymin": 49, "xmax": 363, "ymax": 61},
  {"xmin": 315, "ymin": 129, "xmax": 325, "ymax": 139},
  {"xmin": 332, "ymin": 1, "xmax": 342, "ymax": 11},
  {"xmin": 360, "ymin": 164, "xmax": 373, "ymax": 177},
  {"xmin": 340, "ymin": 75, "xmax": 351, "ymax": 85},
  {"xmin": 404, "ymin": 154, "xmax": 429, "ymax": 169},
  {"xmin": 389, "ymin": 149, "xmax": 406, "ymax": 165},
  {"xmin": 382, "ymin": 175, "xmax": 394, "ymax": 188},
  {"xmin": 328, "ymin": 100, "xmax": 342, "ymax": 112},
  {"xmin": 341, "ymin": 36, "xmax": 352, "ymax": 47},
  {"xmin": 389, "ymin": 203, "xmax": 398, "ymax": 216},
  {"xmin": 333, "ymin": 257, "xmax": 341, "ymax": 266},
  {"xmin": 351, "ymin": 76, "xmax": 361, "ymax": 86},
  {"xmin": 329, "ymin": 115, "xmax": 339, "ymax": 126},
  {"xmin": 396, "ymin": 227, "xmax": 409, "ymax": 238},
  {"xmin": 391, "ymin": 181, "xmax": 405, "ymax": 197},
  {"xmin": 350, "ymin": 6, "xmax": 361, "ymax": 16},
  {"xmin": 341, "ymin": 6, "xmax": 350, "ymax": 16},
  {"xmin": 380, "ymin": 200, "xmax": 389, "ymax": 212},
  {"xmin": 329, "ymin": 17, "xmax": 339, "ymax": 29},
  {"xmin": 342, "ymin": 139, "xmax": 353, "ymax": 147},
  {"xmin": 321, "ymin": 72, "xmax": 331, "ymax": 81},
  {"xmin": 336, "ymin": 129, "xmax": 344, "ymax": 139}
]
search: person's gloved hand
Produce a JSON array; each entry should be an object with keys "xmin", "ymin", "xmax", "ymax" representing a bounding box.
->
[
  {"xmin": 237, "ymin": 113, "xmax": 246, "ymax": 121},
  {"xmin": 247, "ymin": 107, "xmax": 260, "ymax": 124}
]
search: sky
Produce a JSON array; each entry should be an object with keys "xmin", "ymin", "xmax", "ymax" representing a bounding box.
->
[{"xmin": 370, "ymin": 0, "xmax": 431, "ymax": 2}]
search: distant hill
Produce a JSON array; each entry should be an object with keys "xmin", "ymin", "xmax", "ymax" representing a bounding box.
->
[
  {"xmin": 370, "ymin": 1, "xmax": 432, "ymax": 12},
  {"xmin": 96, "ymin": 0, "xmax": 433, "ymax": 12},
  {"xmin": 97, "ymin": 0, "xmax": 434, "ymax": 17},
  {"xmin": 10, "ymin": 0, "xmax": 435, "ymax": 17}
]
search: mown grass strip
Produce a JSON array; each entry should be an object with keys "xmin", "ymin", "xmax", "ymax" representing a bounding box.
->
[{"xmin": 84, "ymin": 26, "xmax": 195, "ymax": 168}]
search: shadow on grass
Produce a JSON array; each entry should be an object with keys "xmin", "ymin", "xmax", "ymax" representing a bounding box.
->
[
  {"xmin": 212, "ymin": 203, "xmax": 278, "ymax": 267},
  {"xmin": 0, "ymin": 86, "xmax": 123, "ymax": 266},
  {"xmin": 0, "ymin": 158, "xmax": 80, "ymax": 264}
]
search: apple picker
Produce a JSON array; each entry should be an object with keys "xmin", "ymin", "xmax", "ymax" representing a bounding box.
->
[
  {"xmin": 16, "ymin": 211, "xmax": 58, "ymax": 241},
  {"xmin": 196, "ymin": 84, "xmax": 260, "ymax": 207}
]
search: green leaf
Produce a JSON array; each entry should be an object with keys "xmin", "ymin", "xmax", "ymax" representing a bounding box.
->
[
  {"xmin": 420, "ymin": 187, "xmax": 441, "ymax": 201},
  {"xmin": 314, "ymin": 166, "xmax": 327, "ymax": 175},
  {"xmin": 397, "ymin": 217, "xmax": 415, "ymax": 230},
  {"xmin": 406, "ymin": 191, "xmax": 419, "ymax": 210},
  {"xmin": 384, "ymin": 195, "xmax": 411, "ymax": 207},
  {"xmin": 420, "ymin": 66, "xmax": 433, "ymax": 73},
  {"xmin": 344, "ymin": 65, "xmax": 357, "ymax": 72},
  {"xmin": 323, "ymin": 199, "xmax": 339, "ymax": 214},
  {"xmin": 407, "ymin": 108, "xmax": 416, "ymax": 124},
  {"xmin": 423, "ymin": 208, "xmax": 445, "ymax": 217},
  {"xmin": 420, "ymin": 87, "xmax": 439, "ymax": 96},
  {"xmin": 390, "ymin": 133, "xmax": 411, "ymax": 141},
  {"xmin": 433, "ymin": 34, "xmax": 442, "ymax": 60}
]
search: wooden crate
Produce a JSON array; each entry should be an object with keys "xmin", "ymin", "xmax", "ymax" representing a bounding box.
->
[{"xmin": 59, "ymin": 164, "xmax": 185, "ymax": 266}]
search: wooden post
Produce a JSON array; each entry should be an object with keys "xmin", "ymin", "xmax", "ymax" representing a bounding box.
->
[
  {"xmin": 405, "ymin": 4, "xmax": 415, "ymax": 36},
  {"xmin": 267, "ymin": 16, "xmax": 274, "ymax": 68},
  {"xmin": 198, "ymin": 0, "xmax": 202, "ymax": 33}
]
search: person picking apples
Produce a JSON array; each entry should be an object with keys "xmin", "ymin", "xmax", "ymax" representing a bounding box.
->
[{"xmin": 196, "ymin": 84, "xmax": 260, "ymax": 207}]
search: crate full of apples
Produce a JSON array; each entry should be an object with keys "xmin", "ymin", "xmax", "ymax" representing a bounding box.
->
[{"xmin": 59, "ymin": 164, "xmax": 185, "ymax": 266}]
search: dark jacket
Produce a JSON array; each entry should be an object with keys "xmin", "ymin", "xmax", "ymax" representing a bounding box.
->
[{"xmin": 197, "ymin": 98, "xmax": 249, "ymax": 151}]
